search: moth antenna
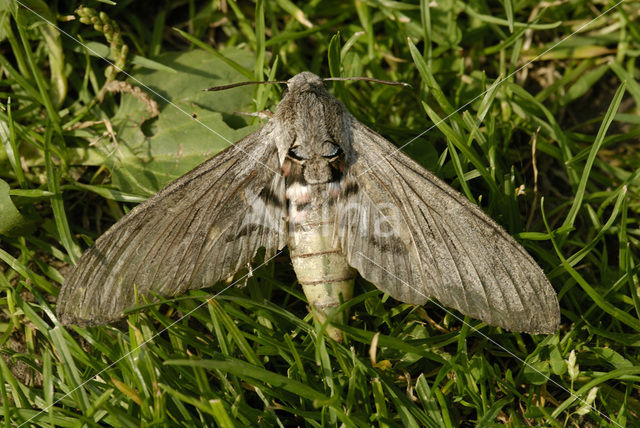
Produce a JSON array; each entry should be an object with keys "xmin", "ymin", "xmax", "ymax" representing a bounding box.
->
[
  {"xmin": 204, "ymin": 80, "xmax": 288, "ymax": 92},
  {"xmin": 205, "ymin": 76, "xmax": 411, "ymax": 92},
  {"xmin": 323, "ymin": 76, "xmax": 411, "ymax": 88}
]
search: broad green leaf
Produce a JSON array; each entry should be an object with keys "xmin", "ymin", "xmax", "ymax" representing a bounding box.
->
[
  {"xmin": 0, "ymin": 178, "xmax": 28, "ymax": 236},
  {"xmin": 521, "ymin": 360, "xmax": 551, "ymax": 385},
  {"xmin": 95, "ymin": 48, "xmax": 259, "ymax": 195},
  {"xmin": 550, "ymin": 347, "xmax": 566, "ymax": 375}
]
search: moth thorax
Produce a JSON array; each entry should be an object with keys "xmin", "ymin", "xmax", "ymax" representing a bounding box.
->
[{"xmin": 302, "ymin": 159, "xmax": 334, "ymax": 184}]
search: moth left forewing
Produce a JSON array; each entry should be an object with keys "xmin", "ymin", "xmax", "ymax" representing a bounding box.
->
[
  {"xmin": 57, "ymin": 124, "xmax": 287, "ymax": 326},
  {"xmin": 336, "ymin": 119, "xmax": 560, "ymax": 334}
]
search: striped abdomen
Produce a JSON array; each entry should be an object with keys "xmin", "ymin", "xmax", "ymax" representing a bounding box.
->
[{"xmin": 286, "ymin": 181, "xmax": 355, "ymax": 341}]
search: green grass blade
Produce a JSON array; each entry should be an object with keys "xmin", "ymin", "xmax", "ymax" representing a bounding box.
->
[
  {"xmin": 166, "ymin": 357, "xmax": 332, "ymax": 404},
  {"xmin": 43, "ymin": 126, "xmax": 81, "ymax": 262},
  {"xmin": 561, "ymin": 82, "xmax": 626, "ymax": 232},
  {"xmin": 542, "ymin": 198, "xmax": 640, "ymax": 332}
]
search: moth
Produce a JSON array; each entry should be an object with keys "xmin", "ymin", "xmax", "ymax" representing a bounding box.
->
[{"xmin": 57, "ymin": 72, "xmax": 560, "ymax": 339}]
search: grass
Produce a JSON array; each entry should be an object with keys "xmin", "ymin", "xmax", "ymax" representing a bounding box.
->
[{"xmin": 1, "ymin": 0, "xmax": 639, "ymax": 426}]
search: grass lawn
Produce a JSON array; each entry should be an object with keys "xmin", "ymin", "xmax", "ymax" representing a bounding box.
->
[{"xmin": 1, "ymin": 0, "xmax": 639, "ymax": 426}]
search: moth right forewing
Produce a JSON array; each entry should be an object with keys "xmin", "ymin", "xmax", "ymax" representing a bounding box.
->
[
  {"xmin": 57, "ymin": 124, "xmax": 287, "ymax": 326},
  {"xmin": 337, "ymin": 119, "xmax": 559, "ymax": 334}
]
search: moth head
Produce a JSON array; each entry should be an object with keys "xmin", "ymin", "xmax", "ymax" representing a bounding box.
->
[
  {"xmin": 285, "ymin": 72, "xmax": 326, "ymax": 94},
  {"xmin": 273, "ymin": 73, "xmax": 351, "ymax": 184},
  {"xmin": 207, "ymin": 72, "xmax": 408, "ymax": 173}
]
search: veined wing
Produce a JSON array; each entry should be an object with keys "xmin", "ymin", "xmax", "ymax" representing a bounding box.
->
[
  {"xmin": 336, "ymin": 119, "xmax": 559, "ymax": 333},
  {"xmin": 58, "ymin": 123, "xmax": 286, "ymax": 325}
]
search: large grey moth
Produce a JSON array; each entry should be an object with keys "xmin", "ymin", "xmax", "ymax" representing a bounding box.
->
[{"xmin": 57, "ymin": 72, "xmax": 560, "ymax": 339}]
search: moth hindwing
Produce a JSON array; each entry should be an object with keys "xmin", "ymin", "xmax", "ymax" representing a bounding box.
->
[{"xmin": 58, "ymin": 72, "xmax": 559, "ymax": 336}]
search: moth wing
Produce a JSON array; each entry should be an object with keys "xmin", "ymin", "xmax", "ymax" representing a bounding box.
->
[
  {"xmin": 336, "ymin": 120, "xmax": 560, "ymax": 333},
  {"xmin": 58, "ymin": 123, "xmax": 286, "ymax": 325}
]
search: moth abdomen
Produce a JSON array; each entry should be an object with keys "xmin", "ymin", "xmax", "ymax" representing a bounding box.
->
[
  {"xmin": 289, "ymin": 221, "xmax": 355, "ymax": 342},
  {"xmin": 284, "ymin": 151, "xmax": 354, "ymax": 340}
]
